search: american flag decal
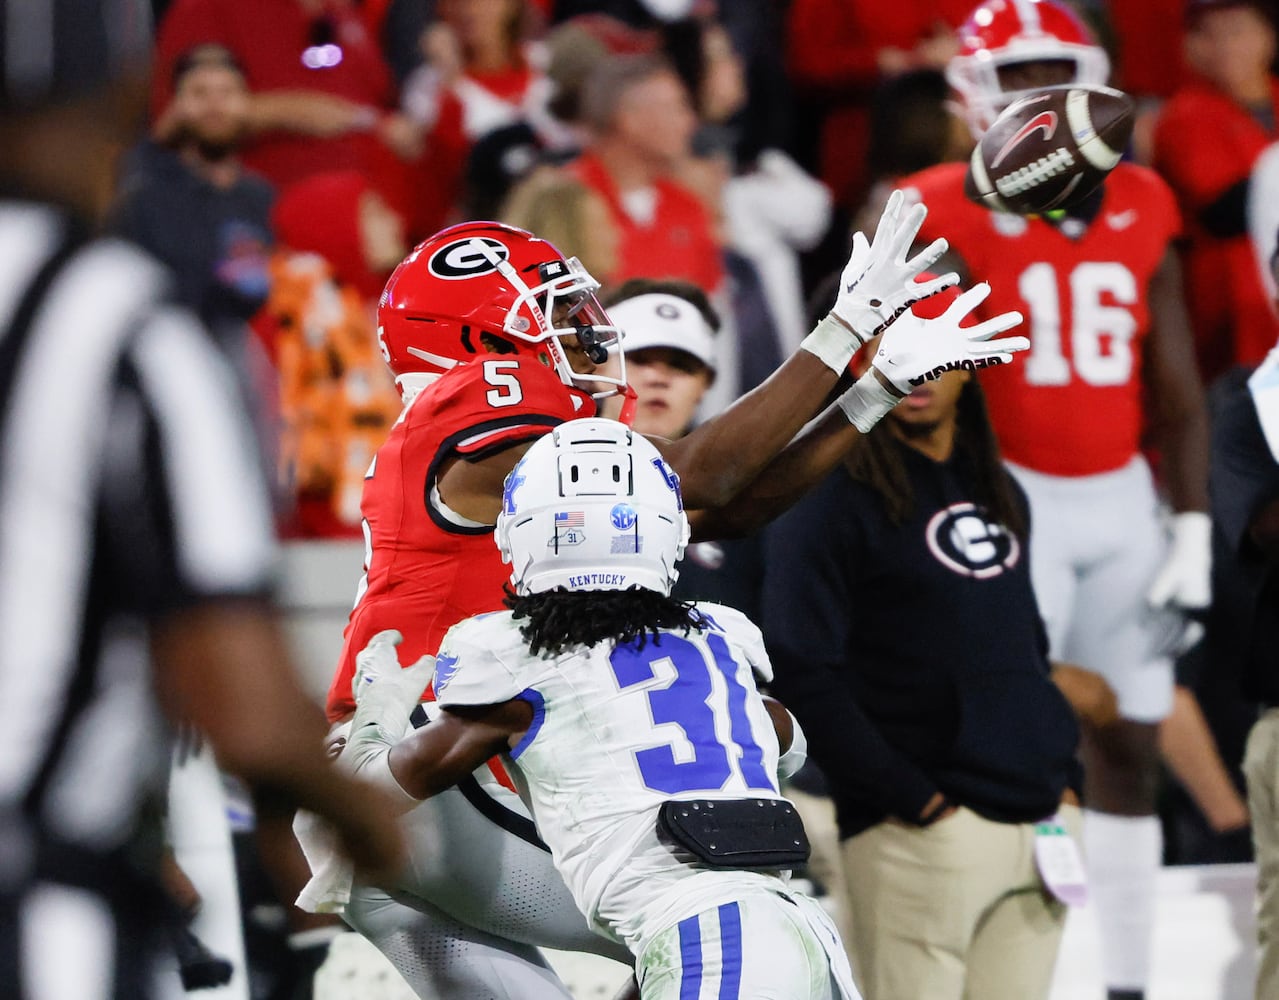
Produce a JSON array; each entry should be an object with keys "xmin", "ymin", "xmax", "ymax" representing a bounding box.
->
[{"xmin": 555, "ymin": 511, "xmax": 585, "ymax": 528}]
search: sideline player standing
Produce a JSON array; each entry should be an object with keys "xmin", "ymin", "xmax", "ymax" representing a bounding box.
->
[
  {"xmin": 342, "ymin": 418, "xmax": 863, "ymax": 1000},
  {"xmin": 300, "ymin": 204, "xmax": 1028, "ymax": 997},
  {"xmin": 898, "ymin": 3, "xmax": 1211, "ymax": 998}
]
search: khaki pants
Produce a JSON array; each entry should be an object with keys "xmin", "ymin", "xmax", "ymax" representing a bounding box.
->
[
  {"xmin": 840, "ymin": 804, "xmax": 1080, "ymax": 1000},
  {"xmin": 1244, "ymin": 708, "xmax": 1279, "ymax": 1000},
  {"xmin": 787, "ymin": 786, "xmax": 855, "ymax": 948}
]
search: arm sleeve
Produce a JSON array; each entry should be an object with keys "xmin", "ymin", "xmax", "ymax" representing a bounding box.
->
[
  {"xmin": 430, "ymin": 359, "xmax": 591, "ymax": 462},
  {"xmin": 695, "ymin": 602, "xmax": 773, "ymax": 683}
]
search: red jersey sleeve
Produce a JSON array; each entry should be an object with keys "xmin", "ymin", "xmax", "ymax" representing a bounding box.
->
[
  {"xmin": 404, "ymin": 357, "xmax": 594, "ymax": 463},
  {"xmin": 1131, "ymin": 166, "xmax": 1183, "ymax": 246}
]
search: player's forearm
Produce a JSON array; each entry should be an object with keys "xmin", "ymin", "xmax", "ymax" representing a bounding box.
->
[
  {"xmin": 688, "ymin": 406, "xmax": 858, "ymax": 541},
  {"xmin": 387, "ymin": 733, "xmax": 488, "ymax": 800},
  {"xmin": 386, "ymin": 712, "xmax": 516, "ymax": 800},
  {"xmin": 1159, "ymin": 415, "xmax": 1211, "ymax": 512},
  {"xmin": 1146, "ymin": 251, "xmax": 1210, "ymax": 511},
  {"xmin": 663, "ymin": 351, "xmax": 843, "ymax": 511}
]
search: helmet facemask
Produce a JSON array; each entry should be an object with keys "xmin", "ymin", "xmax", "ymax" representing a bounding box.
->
[
  {"xmin": 466, "ymin": 239, "xmax": 628, "ymax": 400},
  {"xmin": 496, "ymin": 419, "xmax": 690, "ymax": 598},
  {"xmin": 949, "ymin": 49, "xmax": 1109, "ymax": 136},
  {"xmin": 946, "ymin": 0, "xmax": 1111, "ymax": 138}
]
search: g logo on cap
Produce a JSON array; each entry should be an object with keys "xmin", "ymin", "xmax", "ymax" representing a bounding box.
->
[{"xmin": 428, "ymin": 238, "xmax": 509, "ymax": 279}]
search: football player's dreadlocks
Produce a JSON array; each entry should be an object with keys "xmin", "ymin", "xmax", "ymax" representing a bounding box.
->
[{"xmin": 504, "ymin": 584, "xmax": 707, "ymax": 657}]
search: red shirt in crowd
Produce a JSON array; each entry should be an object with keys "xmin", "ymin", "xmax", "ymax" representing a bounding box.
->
[
  {"xmin": 1153, "ymin": 77, "xmax": 1279, "ymax": 380},
  {"xmin": 152, "ymin": 0, "xmax": 399, "ymax": 191},
  {"xmin": 570, "ymin": 152, "xmax": 722, "ymax": 293},
  {"xmin": 787, "ymin": 0, "xmax": 972, "ymax": 207}
]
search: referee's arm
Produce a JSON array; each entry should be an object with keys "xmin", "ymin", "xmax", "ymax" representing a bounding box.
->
[{"xmin": 108, "ymin": 305, "xmax": 403, "ymax": 876}]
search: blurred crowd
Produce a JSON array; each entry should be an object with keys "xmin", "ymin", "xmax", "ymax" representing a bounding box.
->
[{"xmin": 111, "ymin": 0, "xmax": 1279, "ymax": 996}]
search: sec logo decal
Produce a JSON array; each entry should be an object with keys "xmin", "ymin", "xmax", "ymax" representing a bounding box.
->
[
  {"xmin": 610, "ymin": 503, "xmax": 637, "ymax": 530},
  {"xmin": 428, "ymin": 237, "xmax": 509, "ymax": 279}
]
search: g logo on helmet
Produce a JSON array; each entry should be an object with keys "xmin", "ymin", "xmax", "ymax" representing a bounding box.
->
[{"xmin": 428, "ymin": 237, "xmax": 509, "ymax": 280}]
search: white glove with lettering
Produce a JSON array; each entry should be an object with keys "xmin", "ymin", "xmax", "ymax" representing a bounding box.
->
[
  {"xmin": 344, "ymin": 629, "xmax": 435, "ymax": 776},
  {"xmin": 834, "ymin": 190, "xmax": 959, "ymax": 338},
  {"xmin": 837, "ymin": 282, "xmax": 1028, "ymax": 432},
  {"xmin": 1147, "ymin": 511, "xmax": 1212, "ymax": 610},
  {"xmin": 801, "ymin": 190, "xmax": 958, "ymax": 375}
]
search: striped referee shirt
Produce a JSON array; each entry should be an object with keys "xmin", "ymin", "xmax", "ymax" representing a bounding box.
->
[{"xmin": 0, "ymin": 200, "xmax": 277, "ymax": 887}]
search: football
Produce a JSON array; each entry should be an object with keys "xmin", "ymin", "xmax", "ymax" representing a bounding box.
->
[{"xmin": 963, "ymin": 84, "xmax": 1136, "ymax": 215}]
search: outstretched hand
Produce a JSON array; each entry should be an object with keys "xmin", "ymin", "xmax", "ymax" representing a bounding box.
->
[
  {"xmin": 871, "ymin": 282, "xmax": 1028, "ymax": 395},
  {"xmin": 831, "ymin": 189, "xmax": 959, "ymax": 342}
]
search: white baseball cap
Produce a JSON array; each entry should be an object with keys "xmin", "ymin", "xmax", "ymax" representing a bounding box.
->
[{"xmin": 607, "ymin": 293, "xmax": 717, "ymax": 374}]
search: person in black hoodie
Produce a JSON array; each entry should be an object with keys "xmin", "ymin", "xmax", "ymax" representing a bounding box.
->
[
  {"xmin": 111, "ymin": 44, "xmax": 274, "ymax": 361},
  {"xmin": 762, "ymin": 331, "xmax": 1085, "ymax": 1000}
]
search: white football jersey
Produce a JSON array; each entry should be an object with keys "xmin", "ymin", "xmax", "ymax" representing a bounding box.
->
[{"xmin": 432, "ymin": 602, "xmax": 789, "ymax": 954}]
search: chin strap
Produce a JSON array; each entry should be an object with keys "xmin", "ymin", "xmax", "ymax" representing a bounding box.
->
[{"xmin": 617, "ymin": 384, "xmax": 638, "ymax": 427}]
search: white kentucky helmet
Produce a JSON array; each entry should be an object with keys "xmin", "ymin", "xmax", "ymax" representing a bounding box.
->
[{"xmin": 496, "ymin": 418, "xmax": 690, "ymax": 596}]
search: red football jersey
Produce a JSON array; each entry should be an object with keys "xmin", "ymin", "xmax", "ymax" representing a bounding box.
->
[
  {"xmin": 900, "ymin": 162, "xmax": 1180, "ymax": 477},
  {"xmin": 326, "ymin": 358, "xmax": 592, "ymax": 721},
  {"xmin": 1153, "ymin": 79, "xmax": 1279, "ymax": 380}
]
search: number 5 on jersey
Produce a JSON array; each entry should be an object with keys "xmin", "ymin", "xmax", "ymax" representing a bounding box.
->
[{"xmin": 483, "ymin": 360, "xmax": 524, "ymax": 407}]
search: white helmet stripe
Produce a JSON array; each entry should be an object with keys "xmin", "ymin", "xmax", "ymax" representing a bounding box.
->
[
  {"xmin": 406, "ymin": 346, "xmax": 460, "ymax": 369},
  {"xmin": 1015, "ymin": 0, "xmax": 1041, "ymax": 34}
]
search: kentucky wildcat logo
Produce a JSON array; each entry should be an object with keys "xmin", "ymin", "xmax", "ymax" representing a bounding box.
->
[{"xmin": 432, "ymin": 652, "xmax": 461, "ymax": 696}]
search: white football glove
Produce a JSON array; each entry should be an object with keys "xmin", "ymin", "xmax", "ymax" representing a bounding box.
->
[
  {"xmin": 801, "ymin": 190, "xmax": 958, "ymax": 375},
  {"xmin": 833, "ymin": 189, "xmax": 958, "ymax": 340},
  {"xmin": 1147, "ymin": 511, "xmax": 1212, "ymax": 610},
  {"xmin": 837, "ymin": 283, "xmax": 1028, "ymax": 432},
  {"xmin": 344, "ymin": 630, "xmax": 435, "ymax": 777}
]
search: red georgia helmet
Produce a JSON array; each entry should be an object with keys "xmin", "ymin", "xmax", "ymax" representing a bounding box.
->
[
  {"xmin": 947, "ymin": 0, "xmax": 1110, "ymax": 136},
  {"xmin": 376, "ymin": 221, "xmax": 625, "ymax": 402}
]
